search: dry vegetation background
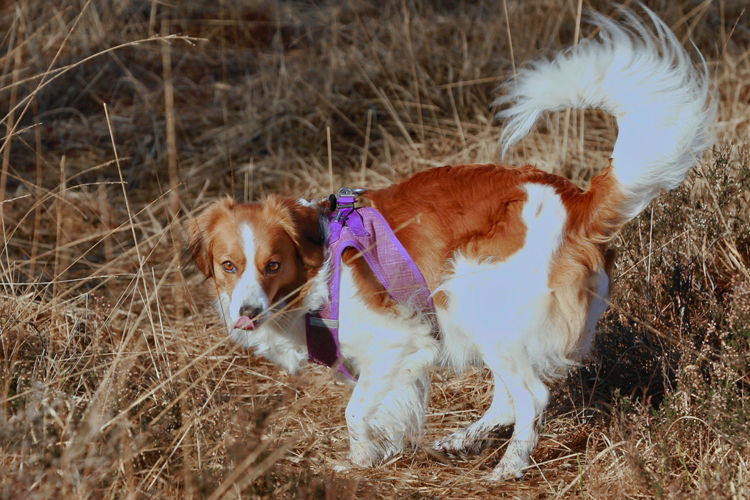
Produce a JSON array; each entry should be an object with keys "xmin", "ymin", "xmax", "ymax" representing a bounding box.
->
[{"xmin": 1, "ymin": 0, "xmax": 749, "ymax": 498}]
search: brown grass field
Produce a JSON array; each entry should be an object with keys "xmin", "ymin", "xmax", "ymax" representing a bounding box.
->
[{"xmin": 1, "ymin": 0, "xmax": 749, "ymax": 498}]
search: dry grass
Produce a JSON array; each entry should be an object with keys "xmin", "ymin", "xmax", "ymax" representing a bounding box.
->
[{"xmin": 1, "ymin": 0, "xmax": 749, "ymax": 498}]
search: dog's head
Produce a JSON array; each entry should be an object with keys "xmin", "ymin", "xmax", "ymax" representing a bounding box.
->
[{"xmin": 188, "ymin": 196, "xmax": 326, "ymax": 334}]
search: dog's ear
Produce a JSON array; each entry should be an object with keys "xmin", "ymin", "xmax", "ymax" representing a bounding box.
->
[
  {"xmin": 187, "ymin": 197, "xmax": 235, "ymax": 277},
  {"xmin": 278, "ymin": 198, "xmax": 326, "ymax": 270}
]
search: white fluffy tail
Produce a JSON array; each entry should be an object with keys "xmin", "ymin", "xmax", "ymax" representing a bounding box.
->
[{"xmin": 494, "ymin": 7, "xmax": 716, "ymax": 220}]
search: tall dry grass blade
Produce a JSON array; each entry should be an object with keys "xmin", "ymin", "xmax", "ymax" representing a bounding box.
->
[
  {"xmin": 327, "ymin": 126, "xmax": 334, "ymax": 194},
  {"xmin": 447, "ymin": 87, "xmax": 466, "ymax": 149},
  {"xmin": 403, "ymin": 2, "xmax": 424, "ymax": 144},
  {"xmin": 501, "ymin": 0, "xmax": 516, "ymax": 77},
  {"xmin": 161, "ymin": 17, "xmax": 184, "ymax": 324},
  {"xmin": 250, "ymin": 161, "xmax": 255, "ymax": 202},
  {"xmin": 97, "ymin": 179, "xmax": 114, "ymax": 263},
  {"xmin": 573, "ymin": 0, "xmax": 585, "ymax": 165},
  {"xmin": 148, "ymin": 0, "xmax": 158, "ymax": 37},
  {"xmin": 151, "ymin": 267, "xmax": 174, "ymax": 380},
  {"xmin": 104, "ymin": 104, "xmax": 142, "ymax": 268},
  {"xmin": 718, "ymin": 5, "xmax": 743, "ymax": 62},
  {"xmin": 30, "ymin": 97, "xmax": 43, "ymax": 275},
  {"xmin": 52, "ymin": 155, "xmax": 66, "ymax": 298},
  {"xmin": 326, "ymin": 8, "xmax": 337, "ymax": 99},
  {"xmin": 361, "ymin": 108, "xmax": 373, "ymax": 185},
  {"xmin": 0, "ymin": 18, "xmax": 20, "ymax": 286},
  {"xmin": 0, "ymin": 17, "xmax": 20, "ymax": 210},
  {"xmin": 678, "ymin": 0, "xmax": 713, "ymax": 45},
  {"xmin": 561, "ymin": 109, "xmax": 571, "ymax": 167},
  {"xmin": 439, "ymin": 76, "xmax": 505, "ymax": 90}
]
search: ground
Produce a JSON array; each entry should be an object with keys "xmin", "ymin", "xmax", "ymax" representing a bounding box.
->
[{"xmin": 0, "ymin": 1, "xmax": 749, "ymax": 498}]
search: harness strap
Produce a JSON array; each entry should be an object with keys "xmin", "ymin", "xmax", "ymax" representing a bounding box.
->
[{"xmin": 305, "ymin": 192, "xmax": 434, "ymax": 382}]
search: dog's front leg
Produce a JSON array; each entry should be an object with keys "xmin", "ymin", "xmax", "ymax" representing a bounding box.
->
[
  {"xmin": 344, "ymin": 376, "xmax": 385, "ymax": 467},
  {"xmin": 343, "ymin": 350, "xmax": 432, "ymax": 467}
]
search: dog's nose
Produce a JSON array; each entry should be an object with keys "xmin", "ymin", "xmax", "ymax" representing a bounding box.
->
[{"xmin": 239, "ymin": 305, "xmax": 262, "ymax": 319}]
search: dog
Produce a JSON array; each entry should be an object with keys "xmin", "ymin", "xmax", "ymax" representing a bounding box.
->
[{"xmin": 188, "ymin": 8, "xmax": 714, "ymax": 480}]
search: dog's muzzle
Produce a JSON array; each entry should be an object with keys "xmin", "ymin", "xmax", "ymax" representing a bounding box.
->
[{"xmin": 235, "ymin": 305, "xmax": 262, "ymax": 330}]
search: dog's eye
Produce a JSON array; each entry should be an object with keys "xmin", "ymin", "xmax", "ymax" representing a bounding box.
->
[
  {"xmin": 266, "ymin": 261, "xmax": 281, "ymax": 274},
  {"xmin": 221, "ymin": 261, "xmax": 237, "ymax": 273}
]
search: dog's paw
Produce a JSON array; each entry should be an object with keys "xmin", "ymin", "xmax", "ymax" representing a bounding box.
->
[
  {"xmin": 346, "ymin": 444, "xmax": 378, "ymax": 468},
  {"xmin": 484, "ymin": 457, "xmax": 527, "ymax": 481},
  {"xmin": 483, "ymin": 466, "xmax": 524, "ymax": 481},
  {"xmin": 431, "ymin": 432, "xmax": 476, "ymax": 458},
  {"xmin": 329, "ymin": 461, "xmax": 355, "ymax": 473}
]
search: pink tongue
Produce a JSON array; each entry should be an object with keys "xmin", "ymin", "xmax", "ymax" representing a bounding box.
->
[{"xmin": 234, "ymin": 316, "xmax": 256, "ymax": 330}]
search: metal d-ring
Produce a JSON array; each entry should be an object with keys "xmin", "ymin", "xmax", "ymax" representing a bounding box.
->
[{"xmin": 337, "ymin": 187, "xmax": 368, "ymax": 198}]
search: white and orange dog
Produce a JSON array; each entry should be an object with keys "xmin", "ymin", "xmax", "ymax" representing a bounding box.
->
[{"xmin": 189, "ymin": 9, "xmax": 714, "ymax": 480}]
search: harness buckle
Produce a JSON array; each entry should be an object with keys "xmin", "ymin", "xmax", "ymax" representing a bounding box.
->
[
  {"xmin": 333, "ymin": 187, "xmax": 368, "ymax": 222},
  {"xmin": 336, "ymin": 187, "xmax": 368, "ymax": 206}
]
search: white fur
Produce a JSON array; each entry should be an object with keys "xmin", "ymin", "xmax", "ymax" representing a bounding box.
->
[
  {"xmin": 227, "ymin": 224, "xmax": 270, "ymax": 320},
  {"xmin": 222, "ymin": 296, "xmax": 308, "ymax": 374},
  {"xmin": 578, "ymin": 268, "xmax": 610, "ymax": 358},
  {"xmin": 432, "ymin": 184, "xmax": 567, "ymax": 478},
  {"xmin": 336, "ymin": 265, "xmax": 439, "ymax": 466},
  {"xmin": 494, "ymin": 8, "xmax": 715, "ymax": 220}
]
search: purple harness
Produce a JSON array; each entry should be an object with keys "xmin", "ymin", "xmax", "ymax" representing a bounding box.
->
[{"xmin": 305, "ymin": 188, "xmax": 435, "ymax": 381}]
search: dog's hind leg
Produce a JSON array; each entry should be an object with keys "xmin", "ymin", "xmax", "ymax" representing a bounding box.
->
[
  {"xmin": 483, "ymin": 351, "xmax": 550, "ymax": 480},
  {"xmin": 431, "ymin": 372, "xmax": 515, "ymax": 457},
  {"xmin": 432, "ymin": 184, "xmax": 566, "ymax": 478}
]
